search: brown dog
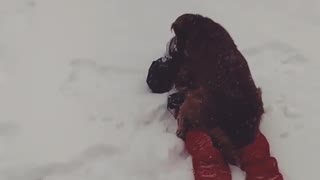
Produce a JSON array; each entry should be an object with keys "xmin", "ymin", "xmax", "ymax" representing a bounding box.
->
[{"xmin": 170, "ymin": 14, "xmax": 264, "ymax": 164}]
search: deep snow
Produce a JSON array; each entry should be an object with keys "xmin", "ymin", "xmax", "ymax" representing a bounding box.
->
[{"xmin": 0, "ymin": 0, "xmax": 319, "ymax": 179}]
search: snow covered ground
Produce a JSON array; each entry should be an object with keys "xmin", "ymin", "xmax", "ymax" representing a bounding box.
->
[{"xmin": 0, "ymin": 0, "xmax": 319, "ymax": 179}]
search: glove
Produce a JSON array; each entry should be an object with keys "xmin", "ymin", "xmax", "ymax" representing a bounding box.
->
[
  {"xmin": 167, "ymin": 92, "xmax": 186, "ymax": 118},
  {"xmin": 146, "ymin": 57, "xmax": 177, "ymax": 93}
]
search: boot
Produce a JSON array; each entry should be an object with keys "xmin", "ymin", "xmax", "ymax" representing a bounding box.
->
[
  {"xmin": 239, "ymin": 131, "xmax": 284, "ymax": 180},
  {"xmin": 185, "ymin": 130, "xmax": 232, "ymax": 180}
]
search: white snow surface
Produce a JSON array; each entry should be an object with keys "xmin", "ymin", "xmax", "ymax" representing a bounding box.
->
[{"xmin": 0, "ymin": 0, "xmax": 319, "ymax": 179}]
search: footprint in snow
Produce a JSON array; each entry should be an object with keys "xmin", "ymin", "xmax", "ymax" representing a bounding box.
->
[
  {"xmin": 281, "ymin": 105, "xmax": 301, "ymax": 119},
  {"xmin": 280, "ymin": 132, "xmax": 289, "ymax": 139},
  {"xmin": 1, "ymin": 144, "xmax": 121, "ymax": 180}
]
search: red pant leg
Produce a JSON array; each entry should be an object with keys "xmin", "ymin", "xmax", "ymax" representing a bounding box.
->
[
  {"xmin": 239, "ymin": 131, "xmax": 284, "ymax": 180},
  {"xmin": 185, "ymin": 130, "xmax": 232, "ymax": 180}
]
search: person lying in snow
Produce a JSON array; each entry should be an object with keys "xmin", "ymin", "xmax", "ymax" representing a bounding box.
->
[{"xmin": 146, "ymin": 13, "xmax": 284, "ymax": 180}]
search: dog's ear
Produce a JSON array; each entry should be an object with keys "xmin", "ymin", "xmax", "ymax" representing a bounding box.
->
[
  {"xmin": 208, "ymin": 128, "xmax": 240, "ymax": 165},
  {"xmin": 171, "ymin": 14, "xmax": 202, "ymax": 38}
]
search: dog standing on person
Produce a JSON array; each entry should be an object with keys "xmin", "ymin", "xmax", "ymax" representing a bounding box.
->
[{"xmin": 146, "ymin": 13, "xmax": 264, "ymax": 165}]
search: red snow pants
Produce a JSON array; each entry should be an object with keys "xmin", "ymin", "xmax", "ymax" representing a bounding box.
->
[{"xmin": 185, "ymin": 130, "xmax": 284, "ymax": 180}]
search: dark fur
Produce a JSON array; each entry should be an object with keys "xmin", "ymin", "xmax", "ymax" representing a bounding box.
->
[{"xmin": 169, "ymin": 14, "xmax": 264, "ymax": 163}]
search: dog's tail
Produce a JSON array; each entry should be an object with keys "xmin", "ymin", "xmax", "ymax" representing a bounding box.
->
[{"xmin": 208, "ymin": 128, "xmax": 239, "ymax": 165}]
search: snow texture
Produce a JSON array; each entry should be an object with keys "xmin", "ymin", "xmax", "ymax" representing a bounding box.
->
[{"xmin": 0, "ymin": 0, "xmax": 319, "ymax": 179}]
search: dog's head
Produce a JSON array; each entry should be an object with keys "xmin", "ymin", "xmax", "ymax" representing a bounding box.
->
[
  {"xmin": 171, "ymin": 13, "xmax": 234, "ymax": 58},
  {"xmin": 171, "ymin": 14, "xmax": 207, "ymax": 38},
  {"xmin": 170, "ymin": 13, "xmax": 215, "ymax": 58}
]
